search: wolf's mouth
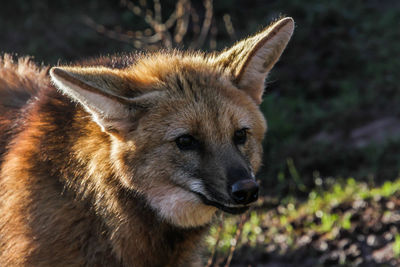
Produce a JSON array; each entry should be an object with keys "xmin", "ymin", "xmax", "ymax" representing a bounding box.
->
[{"xmin": 191, "ymin": 191, "xmax": 250, "ymax": 214}]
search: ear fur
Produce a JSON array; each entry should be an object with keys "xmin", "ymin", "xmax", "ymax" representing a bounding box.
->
[
  {"xmin": 50, "ymin": 66, "xmax": 160, "ymax": 136},
  {"xmin": 216, "ymin": 17, "xmax": 294, "ymax": 104}
]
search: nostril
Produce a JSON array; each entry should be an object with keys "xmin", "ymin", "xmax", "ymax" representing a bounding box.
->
[
  {"xmin": 231, "ymin": 180, "xmax": 259, "ymax": 205},
  {"xmin": 232, "ymin": 190, "xmax": 247, "ymax": 202}
]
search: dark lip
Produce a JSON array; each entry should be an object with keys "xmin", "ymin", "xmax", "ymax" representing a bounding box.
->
[{"xmin": 191, "ymin": 191, "xmax": 250, "ymax": 214}]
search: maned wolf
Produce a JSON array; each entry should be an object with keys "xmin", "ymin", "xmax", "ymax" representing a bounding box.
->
[{"xmin": 0, "ymin": 17, "xmax": 294, "ymax": 266}]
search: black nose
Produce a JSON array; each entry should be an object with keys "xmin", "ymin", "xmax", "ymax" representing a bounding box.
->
[{"xmin": 230, "ymin": 179, "xmax": 259, "ymax": 205}]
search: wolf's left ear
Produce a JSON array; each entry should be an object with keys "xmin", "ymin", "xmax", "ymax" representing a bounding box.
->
[{"xmin": 215, "ymin": 17, "xmax": 294, "ymax": 104}]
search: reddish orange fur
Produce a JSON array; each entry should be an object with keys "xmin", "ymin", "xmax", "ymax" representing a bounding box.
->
[
  {"xmin": 0, "ymin": 17, "xmax": 293, "ymax": 266},
  {"xmin": 0, "ymin": 55, "xmax": 208, "ymax": 266}
]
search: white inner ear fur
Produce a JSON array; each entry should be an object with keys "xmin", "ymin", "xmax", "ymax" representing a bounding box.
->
[
  {"xmin": 238, "ymin": 18, "xmax": 294, "ymax": 104},
  {"xmin": 146, "ymin": 184, "xmax": 217, "ymax": 228},
  {"xmin": 50, "ymin": 68, "xmax": 165, "ymax": 134},
  {"xmin": 51, "ymin": 71, "xmax": 129, "ymax": 119}
]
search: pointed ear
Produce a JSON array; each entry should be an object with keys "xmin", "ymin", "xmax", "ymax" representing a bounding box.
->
[
  {"xmin": 50, "ymin": 66, "xmax": 161, "ymax": 137},
  {"xmin": 215, "ymin": 17, "xmax": 294, "ymax": 104}
]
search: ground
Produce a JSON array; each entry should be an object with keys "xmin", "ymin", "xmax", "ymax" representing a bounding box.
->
[{"xmin": 207, "ymin": 179, "xmax": 400, "ymax": 266}]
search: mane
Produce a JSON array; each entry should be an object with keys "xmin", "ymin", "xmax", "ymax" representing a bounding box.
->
[{"xmin": 0, "ymin": 54, "xmax": 49, "ymax": 109}]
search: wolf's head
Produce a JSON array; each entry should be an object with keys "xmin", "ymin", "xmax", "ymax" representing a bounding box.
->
[{"xmin": 50, "ymin": 18, "xmax": 294, "ymax": 228}]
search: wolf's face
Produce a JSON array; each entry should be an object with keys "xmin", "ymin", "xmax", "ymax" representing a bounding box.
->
[
  {"xmin": 50, "ymin": 18, "xmax": 294, "ymax": 227},
  {"xmin": 155, "ymin": 75, "xmax": 265, "ymax": 214},
  {"xmin": 117, "ymin": 65, "xmax": 267, "ymax": 212}
]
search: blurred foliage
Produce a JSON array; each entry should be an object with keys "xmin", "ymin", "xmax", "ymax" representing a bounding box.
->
[
  {"xmin": 1, "ymin": 0, "xmax": 400, "ymax": 197},
  {"xmin": 258, "ymin": 0, "xmax": 400, "ymax": 196},
  {"xmin": 210, "ymin": 177, "xmax": 400, "ymax": 252},
  {"xmin": 208, "ymin": 177, "xmax": 400, "ymax": 265}
]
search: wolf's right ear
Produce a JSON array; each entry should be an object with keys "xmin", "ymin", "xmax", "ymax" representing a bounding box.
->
[
  {"xmin": 50, "ymin": 66, "xmax": 161, "ymax": 137},
  {"xmin": 215, "ymin": 17, "xmax": 294, "ymax": 104}
]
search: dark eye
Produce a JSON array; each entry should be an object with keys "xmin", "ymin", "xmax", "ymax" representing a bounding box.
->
[
  {"xmin": 233, "ymin": 128, "xmax": 247, "ymax": 145},
  {"xmin": 175, "ymin": 135, "xmax": 199, "ymax": 151}
]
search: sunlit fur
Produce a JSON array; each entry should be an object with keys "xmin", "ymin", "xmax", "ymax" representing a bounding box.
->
[{"xmin": 0, "ymin": 18, "xmax": 294, "ymax": 266}]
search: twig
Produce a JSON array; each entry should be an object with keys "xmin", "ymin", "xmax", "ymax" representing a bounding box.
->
[
  {"xmin": 84, "ymin": 0, "xmax": 229, "ymax": 50},
  {"xmin": 153, "ymin": 0, "xmax": 162, "ymax": 23},
  {"xmin": 174, "ymin": 0, "xmax": 190, "ymax": 44},
  {"xmin": 191, "ymin": 0, "xmax": 213, "ymax": 49},
  {"xmin": 224, "ymin": 212, "xmax": 249, "ymax": 267},
  {"xmin": 206, "ymin": 213, "xmax": 225, "ymax": 267},
  {"xmin": 164, "ymin": 0, "xmax": 183, "ymax": 29},
  {"xmin": 223, "ymin": 14, "xmax": 236, "ymax": 40},
  {"xmin": 82, "ymin": 16, "xmax": 161, "ymax": 49}
]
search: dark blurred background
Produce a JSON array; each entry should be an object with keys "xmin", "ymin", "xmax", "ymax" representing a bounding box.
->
[{"xmin": 2, "ymin": 0, "xmax": 400, "ymax": 198}]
